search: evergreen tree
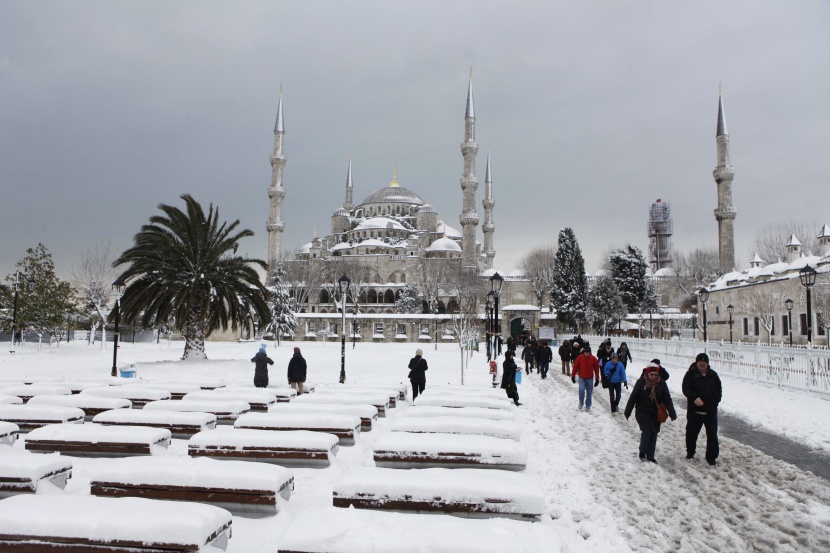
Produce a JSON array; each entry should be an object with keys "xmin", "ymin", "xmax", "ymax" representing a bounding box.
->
[
  {"xmin": 551, "ymin": 228, "xmax": 588, "ymax": 329},
  {"xmin": 265, "ymin": 260, "xmax": 298, "ymax": 346},
  {"xmin": 609, "ymin": 245, "xmax": 651, "ymax": 313},
  {"xmin": 394, "ymin": 285, "xmax": 422, "ymax": 314},
  {"xmin": 588, "ymin": 276, "xmax": 626, "ymax": 335}
]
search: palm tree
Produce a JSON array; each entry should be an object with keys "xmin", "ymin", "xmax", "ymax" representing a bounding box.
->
[{"xmin": 114, "ymin": 194, "xmax": 270, "ymax": 360}]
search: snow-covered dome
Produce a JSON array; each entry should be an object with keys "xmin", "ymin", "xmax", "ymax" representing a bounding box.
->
[
  {"xmin": 360, "ymin": 185, "xmax": 424, "ymax": 206},
  {"xmin": 653, "ymin": 267, "xmax": 675, "ymax": 277},
  {"xmin": 299, "ymin": 242, "xmax": 313, "ymax": 254},
  {"xmin": 330, "ymin": 242, "xmax": 351, "ymax": 252},
  {"xmin": 436, "ymin": 221, "xmax": 462, "ymax": 239},
  {"xmin": 595, "ymin": 268, "xmax": 609, "ymax": 277},
  {"xmin": 425, "ymin": 237, "xmax": 462, "ymax": 252},
  {"xmin": 358, "ymin": 238, "xmax": 396, "ymax": 249},
  {"xmin": 508, "ymin": 269, "xmax": 525, "ymax": 278},
  {"xmin": 418, "ymin": 204, "xmax": 436, "ymax": 214},
  {"xmin": 332, "ymin": 207, "xmax": 349, "ymax": 217},
  {"xmin": 354, "ymin": 217, "xmax": 407, "ymax": 231}
]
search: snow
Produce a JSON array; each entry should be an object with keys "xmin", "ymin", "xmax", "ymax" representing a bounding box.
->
[
  {"xmin": 413, "ymin": 394, "xmax": 514, "ymax": 410},
  {"xmin": 80, "ymin": 386, "xmax": 172, "ymax": 401},
  {"xmin": 0, "ymin": 495, "xmax": 231, "ymax": 546},
  {"xmin": 0, "ymin": 394, "xmax": 23, "ymax": 405},
  {"xmin": 373, "ymin": 432, "xmax": 528, "ymax": 466},
  {"xmin": 219, "ymin": 386, "xmax": 297, "ymax": 400},
  {"xmin": 0, "ymin": 384, "xmax": 71, "ymax": 398},
  {"xmin": 26, "ymin": 422, "xmax": 171, "ymax": 445},
  {"xmin": 235, "ymin": 412, "xmax": 361, "ymax": 432},
  {"xmin": 268, "ymin": 402, "xmax": 378, "ymax": 420},
  {"xmin": 390, "ymin": 415, "xmax": 521, "ymax": 441},
  {"xmin": 0, "ymin": 404, "xmax": 85, "ymax": 423},
  {"xmin": 28, "ymin": 394, "xmax": 132, "ymax": 411},
  {"xmin": 93, "ymin": 409, "xmax": 217, "ymax": 427},
  {"xmin": 144, "ymin": 399, "xmax": 250, "ymax": 417},
  {"xmin": 184, "ymin": 390, "xmax": 277, "ymax": 406},
  {"xmin": 188, "ymin": 426, "xmax": 339, "ymax": 450},
  {"xmin": 294, "ymin": 392, "xmax": 389, "ymax": 407},
  {"xmin": 0, "ymin": 447, "xmax": 73, "ymax": 483},
  {"xmin": 402, "ymin": 405, "xmax": 516, "ymax": 421}
]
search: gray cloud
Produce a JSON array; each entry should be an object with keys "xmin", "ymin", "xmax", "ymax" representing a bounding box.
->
[{"xmin": 1, "ymin": 0, "xmax": 828, "ymax": 281}]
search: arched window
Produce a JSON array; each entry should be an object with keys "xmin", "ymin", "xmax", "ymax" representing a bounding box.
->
[
  {"xmin": 384, "ymin": 290, "xmax": 395, "ymax": 303},
  {"xmin": 319, "ymin": 290, "xmax": 330, "ymax": 304},
  {"xmin": 359, "ymin": 291, "xmax": 367, "ymax": 304},
  {"xmin": 437, "ymin": 301, "xmax": 447, "ymax": 314},
  {"xmin": 446, "ymin": 299, "xmax": 459, "ymax": 314},
  {"xmin": 368, "ymin": 290, "xmax": 377, "ymax": 303},
  {"xmin": 512, "ymin": 292, "xmax": 526, "ymax": 305}
]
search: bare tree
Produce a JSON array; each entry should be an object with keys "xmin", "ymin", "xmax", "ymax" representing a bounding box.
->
[
  {"xmin": 417, "ymin": 258, "xmax": 447, "ymax": 315},
  {"xmin": 750, "ymin": 221, "xmax": 821, "ymax": 264},
  {"xmin": 71, "ymin": 242, "xmax": 117, "ymax": 348},
  {"xmin": 283, "ymin": 252, "xmax": 325, "ymax": 312},
  {"xmin": 669, "ymin": 247, "xmax": 722, "ymax": 311},
  {"xmin": 744, "ymin": 289, "xmax": 782, "ymax": 344},
  {"xmin": 445, "ymin": 265, "xmax": 484, "ymax": 384},
  {"xmin": 519, "ymin": 245, "xmax": 557, "ymax": 308}
]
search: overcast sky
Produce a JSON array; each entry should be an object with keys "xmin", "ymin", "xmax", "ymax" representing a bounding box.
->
[{"xmin": 2, "ymin": 0, "xmax": 829, "ymax": 282}]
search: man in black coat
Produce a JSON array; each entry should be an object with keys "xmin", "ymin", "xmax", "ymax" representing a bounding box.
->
[
  {"xmin": 682, "ymin": 352, "xmax": 722, "ymax": 466},
  {"xmin": 251, "ymin": 345, "xmax": 274, "ymax": 388},
  {"xmin": 500, "ymin": 351, "xmax": 521, "ymax": 406},
  {"xmin": 535, "ymin": 341, "xmax": 553, "ymax": 379},
  {"xmin": 287, "ymin": 347, "xmax": 308, "ymax": 395},
  {"xmin": 558, "ymin": 341, "xmax": 572, "ymax": 375},
  {"xmin": 407, "ymin": 348, "xmax": 428, "ymax": 400}
]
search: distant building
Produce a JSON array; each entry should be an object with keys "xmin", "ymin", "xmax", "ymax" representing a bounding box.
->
[{"xmin": 647, "ymin": 199, "xmax": 673, "ymax": 272}]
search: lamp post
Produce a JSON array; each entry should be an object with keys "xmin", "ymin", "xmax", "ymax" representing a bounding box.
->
[
  {"xmin": 727, "ymin": 304, "xmax": 734, "ymax": 344},
  {"xmin": 352, "ymin": 307, "xmax": 357, "ymax": 349},
  {"xmin": 434, "ymin": 306, "xmax": 439, "ymax": 350},
  {"xmin": 799, "ymin": 265, "xmax": 817, "ymax": 345},
  {"xmin": 338, "ymin": 275, "xmax": 351, "ymax": 383},
  {"xmin": 490, "ymin": 272, "xmax": 504, "ymax": 358},
  {"xmin": 784, "ymin": 297, "xmax": 794, "ymax": 346},
  {"xmin": 486, "ymin": 291, "xmax": 494, "ymax": 362},
  {"xmin": 111, "ymin": 278, "xmax": 126, "ymax": 377},
  {"xmin": 699, "ymin": 288, "xmax": 709, "ymax": 343},
  {"xmin": 9, "ymin": 272, "xmax": 20, "ymax": 354},
  {"xmin": 817, "ymin": 306, "xmax": 824, "ymax": 346}
]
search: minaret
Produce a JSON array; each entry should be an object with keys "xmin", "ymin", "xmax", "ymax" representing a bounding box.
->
[
  {"xmin": 713, "ymin": 83, "xmax": 736, "ymax": 272},
  {"xmin": 344, "ymin": 155, "xmax": 354, "ymax": 211},
  {"xmin": 481, "ymin": 149, "xmax": 495, "ymax": 269},
  {"xmin": 266, "ymin": 87, "xmax": 286, "ymax": 280},
  {"xmin": 459, "ymin": 69, "xmax": 480, "ymax": 270}
]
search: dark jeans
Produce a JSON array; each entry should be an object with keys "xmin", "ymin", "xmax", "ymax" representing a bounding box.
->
[
  {"xmin": 639, "ymin": 430, "xmax": 658, "ymax": 460},
  {"xmin": 686, "ymin": 411, "xmax": 719, "ymax": 462},
  {"xmin": 608, "ymin": 383, "xmax": 622, "ymax": 412},
  {"xmin": 538, "ymin": 361, "xmax": 549, "ymax": 378},
  {"xmin": 504, "ymin": 383, "xmax": 520, "ymax": 405},
  {"xmin": 411, "ymin": 381, "xmax": 425, "ymax": 400}
]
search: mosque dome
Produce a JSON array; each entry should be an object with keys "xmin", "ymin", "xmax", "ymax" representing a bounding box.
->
[
  {"xmin": 358, "ymin": 167, "xmax": 425, "ymax": 206},
  {"xmin": 332, "ymin": 207, "xmax": 349, "ymax": 217},
  {"xmin": 418, "ymin": 204, "xmax": 436, "ymax": 214},
  {"xmin": 354, "ymin": 217, "xmax": 407, "ymax": 231},
  {"xmin": 426, "ymin": 237, "xmax": 462, "ymax": 252}
]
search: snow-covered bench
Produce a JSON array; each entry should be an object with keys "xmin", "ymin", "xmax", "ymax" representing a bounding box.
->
[
  {"xmin": 144, "ymin": 399, "xmax": 250, "ymax": 425},
  {"xmin": 27, "ymin": 394, "xmax": 131, "ymax": 421},
  {"xmin": 260, "ymin": 381, "xmax": 317, "ymax": 394},
  {"xmin": 81, "ymin": 386, "xmax": 172, "ymax": 408},
  {"xmin": 391, "ymin": 415, "xmax": 521, "ymax": 441},
  {"xmin": 269, "ymin": 402, "xmax": 378, "ymax": 431},
  {"xmin": 426, "ymin": 386, "xmax": 507, "ymax": 399},
  {"xmin": 413, "ymin": 394, "xmax": 515, "ymax": 411},
  {"xmin": 0, "ymin": 405, "xmax": 84, "ymax": 432},
  {"xmin": 0, "ymin": 449, "xmax": 73, "ymax": 498},
  {"xmin": 0, "ymin": 495, "xmax": 233, "ymax": 552},
  {"xmin": 332, "ymin": 467, "xmax": 544, "ymax": 520},
  {"xmin": 0, "ymin": 384, "xmax": 71, "ymax": 403},
  {"xmin": 402, "ymin": 405, "xmax": 516, "ymax": 421},
  {"xmin": 0, "ymin": 394, "xmax": 22, "ymax": 405},
  {"xmin": 235, "ymin": 412, "xmax": 361, "ymax": 446},
  {"xmin": 188, "ymin": 427, "xmax": 338, "ymax": 467},
  {"xmin": 276, "ymin": 507, "xmax": 559, "ymax": 553},
  {"xmin": 183, "ymin": 389, "xmax": 276, "ymax": 412},
  {"xmin": 373, "ymin": 432, "xmax": 527, "ymax": 471},
  {"xmin": 319, "ymin": 385, "xmax": 403, "ymax": 407},
  {"xmin": 90, "ymin": 456, "xmax": 293, "ymax": 518},
  {"xmin": 26, "ymin": 423, "xmax": 171, "ymax": 457},
  {"xmin": 143, "ymin": 381, "xmax": 202, "ymax": 400},
  {"xmin": 0, "ymin": 422, "xmax": 18, "ymax": 446},
  {"xmin": 293, "ymin": 392, "xmax": 390, "ymax": 417},
  {"xmin": 36, "ymin": 380, "xmax": 117, "ymax": 394},
  {"xmin": 93, "ymin": 409, "xmax": 217, "ymax": 438}
]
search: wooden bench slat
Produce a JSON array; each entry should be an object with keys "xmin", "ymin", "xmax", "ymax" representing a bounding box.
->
[
  {"xmin": 235, "ymin": 412, "xmax": 360, "ymax": 446},
  {"xmin": 373, "ymin": 432, "xmax": 527, "ymax": 471},
  {"xmin": 188, "ymin": 428, "xmax": 338, "ymax": 467},
  {"xmin": 25, "ymin": 424, "xmax": 171, "ymax": 458}
]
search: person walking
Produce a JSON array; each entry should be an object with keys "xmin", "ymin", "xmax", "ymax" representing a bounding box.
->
[
  {"xmin": 500, "ymin": 351, "xmax": 521, "ymax": 406},
  {"xmin": 641, "ymin": 358, "xmax": 670, "ymax": 382},
  {"xmin": 603, "ymin": 352, "xmax": 628, "ymax": 413},
  {"xmin": 251, "ymin": 344, "xmax": 274, "ymax": 388},
  {"xmin": 571, "ymin": 345, "xmax": 600, "ymax": 412},
  {"xmin": 521, "ymin": 342, "xmax": 535, "ymax": 375},
  {"xmin": 624, "ymin": 363, "xmax": 677, "ymax": 463},
  {"xmin": 408, "ymin": 348, "xmax": 428, "ymax": 400},
  {"xmin": 558, "ymin": 340, "xmax": 572, "ymax": 375},
  {"xmin": 617, "ymin": 342, "xmax": 633, "ymax": 368},
  {"xmin": 682, "ymin": 353, "xmax": 722, "ymax": 466},
  {"xmin": 287, "ymin": 347, "xmax": 307, "ymax": 395},
  {"xmin": 597, "ymin": 340, "xmax": 614, "ymax": 369},
  {"xmin": 536, "ymin": 340, "xmax": 553, "ymax": 379}
]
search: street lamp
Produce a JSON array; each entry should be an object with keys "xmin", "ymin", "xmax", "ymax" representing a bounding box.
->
[
  {"xmin": 9, "ymin": 272, "xmax": 20, "ymax": 354},
  {"xmin": 699, "ymin": 287, "xmax": 709, "ymax": 343},
  {"xmin": 486, "ymin": 291, "xmax": 494, "ymax": 362},
  {"xmin": 111, "ymin": 278, "xmax": 126, "ymax": 377},
  {"xmin": 433, "ymin": 306, "xmax": 439, "ymax": 350},
  {"xmin": 490, "ymin": 272, "xmax": 504, "ymax": 357},
  {"xmin": 727, "ymin": 304, "xmax": 734, "ymax": 344},
  {"xmin": 338, "ymin": 274, "xmax": 351, "ymax": 383},
  {"xmin": 817, "ymin": 306, "xmax": 825, "ymax": 346},
  {"xmin": 799, "ymin": 265, "xmax": 817, "ymax": 345},
  {"xmin": 784, "ymin": 297, "xmax": 794, "ymax": 346}
]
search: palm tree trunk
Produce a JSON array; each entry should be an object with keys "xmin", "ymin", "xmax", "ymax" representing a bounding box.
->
[{"xmin": 181, "ymin": 307, "xmax": 207, "ymax": 360}]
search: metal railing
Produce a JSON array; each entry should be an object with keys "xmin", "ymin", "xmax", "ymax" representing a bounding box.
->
[{"xmin": 583, "ymin": 335, "xmax": 830, "ymax": 397}]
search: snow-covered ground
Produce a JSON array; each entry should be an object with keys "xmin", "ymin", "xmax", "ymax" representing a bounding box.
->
[{"xmin": 1, "ymin": 339, "xmax": 830, "ymax": 552}]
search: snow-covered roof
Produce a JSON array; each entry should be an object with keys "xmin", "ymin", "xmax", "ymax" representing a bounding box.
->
[
  {"xmin": 299, "ymin": 242, "xmax": 313, "ymax": 254},
  {"xmin": 354, "ymin": 217, "xmax": 407, "ymax": 231},
  {"xmin": 653, "ymin": 267, "xmax": 675, "ymax": 277},
  {"xmin": 425, "ymin": 237, "xmax": 462, "ymax": 252},
  {"xmin": 595, "ymin": 268, "xmax": 608, "ymax": 277},
  {"xmin": 786, "ymin": 234, "xmax": 801, "ymax": 247},
  {"xmin": 357, "ymin": 238, "xmax": 396, "ymax": 248},
  {"xmin": 332, "ymin": 207, "xmax": 350, "ymax": 217},
  {"xmin": 752, "ymin": 253, "xmax": 764, "ymax": 264},
  {"xmin": 710, "ymin": 254, "xmax": 827, "ymax": 290},
  {"xmin": 418, "ymin": 204, "xmax": 436, "ymax": 214},
  {"xmin": 331, "ymin": 242, "xmax": 352, "ymax": 252},
  {"xmin": 436, "ymin": 221, "xmax": 462, "ymax": 239},
  {"xmin": 500, "ymin": 304, "xmax": 540, "ymax": 312},
  {"xmin": 819, "ymin": 224, "xmax": 830, "ymax": 239},
  {"xmin": 508, "ymin": 269, "xmax": 525, "ymax": 278}
]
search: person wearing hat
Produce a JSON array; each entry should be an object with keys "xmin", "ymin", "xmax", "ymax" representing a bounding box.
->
[
  {"xmin": 571, "ymin": 344, "xmax": 600, "ymax": 412},
  {"xmin": 682, "ymin": 352, "xmax": 722, "ymax": 466},
  {"xmin": 287, "ymin": 347, "xmax": 308, "ymax": 395},
  {"xmin": 624, "ymin": 362, "xmax": 676, "ymax": 462},
  {"xmin": 641, "ymin": 358, "xmax": 670, "ymax": 382},
  {"xmin": 616, "ymin": 342, "xmax": 633, "ymax": 368},
  {"xmin": 500, "ymin": 350, "xmax": 521, "ymax": 406},
  {"xmin": 603, "ymin": 352, "xmax": 628, "ymax": 413},
  {"xmin": 407, "ymin": 348, "xmax": 428, "ymax": 400},
  {"xmin": 251, "ymin": 344, "xmax": 274, "ymax": 388}
]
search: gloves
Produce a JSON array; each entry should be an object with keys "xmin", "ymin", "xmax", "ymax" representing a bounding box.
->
[
  {"xmin": 670, "ymin": 415, "xmax": 677, "ymax": 422},
  {"xmin": 571, "ymin": 377, "xmax": 576, "ymax": 384},
  {"xmin": 624, "ymin": 382, "xmax": 629, "ymax": 389},
  {"xmin": 625, "ymin": 415, "xmax": 629, "ymax": 421},
  {"xmin": 594, "ymin": 379, "xmax": 599, "ymax": 387}
]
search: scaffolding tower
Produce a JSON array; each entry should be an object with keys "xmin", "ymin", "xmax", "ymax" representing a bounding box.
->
[{"xmin": 648, "ymin": 199, "xmax": 674, "ymax": 272}]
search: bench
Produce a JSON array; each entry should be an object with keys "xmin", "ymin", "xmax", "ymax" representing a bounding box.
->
[
  {"xmin": 391, "ymin": 415, "xmax": 521, "ymax": 441},
  {"xmin": 0, "ymin": 384, "xmax": 71, "ymax": 403},
  {"xmin": 90, "ymin": 456, "xmax": 293, "ymax": 518},
  {"xmin": 27, "ymin": 395, "xmax": 132, "ymax": 421},
  {"xmin": 269, "ymin": 402, "xmax": 378, "ymax": 431},
  {"xmin": 0, "ymin": 495, "xmax": 232, "ymax": 552},
  {"xmin": 0, "ymin": 448, "xmax": 73, "ymax": 498},
  {"xmin": 183, "ymin": 390, "xmax": 276, "ymax": 412},
  {"xmin": 262, "ymin": 381, "xmax": 316, "ymax": 394},
  {"xmin": 293, "ymin": 392, "xmax": 390, "ymax": 417},
  {"xmin": 144, "ymin": 399, "xmax": 250, "ymax": 425},
  {"xmin": 339, "ymin": 383, "xmax": 408, "ymax": 401},
  {"xmin": 276, "ymin": 507, "xmax": 559, "ymax": 553},
  {"xmin": 188, "ymin": 427, "xmax": 338, "ymax": 468},
  {"xmin": 402, "ymin": 405, "xmax": 516, "ymax": 421},
  {"xmin": 35, "ymin": 380, "xmax": 118, "ymax": 394},
  {"xmin": 236, "ymin": 385, "xmax": 299, "ymax": 402},
  {"xmin": 412, "ymin": 394, "xmax": 515, "ymax": 411},
  {"xmin": 0, "ymin": 422, "xmax": 18, "ymax": 446},
  {"xmin": 426, "ymin": 386, "xmax": 507, "ymax": 399},
  {"xmin": 93, "ymin": 409, "xmax": 216, "ymax": 439},
  {"xmin": 26, "ymin": 423, "xmax": 171, "ymax": 457},
  {"xmin": 318, "ymin": 385, "xmax": 401, "ymax": 407},
  {"xmin": 373, "ymin": 432, "xmax": 527, "ymax": 471},
  {"xmin": 81, "ymin": 386, "xmax": 172, "ymax": 408},
  {"xmin": 143, "ymin": 381, "xmax": 202, "ymax": 400},
  {"xmin": 0, "ymin": 405, "xmax": 84, "ymax": 432},
  {"xmin": 0, "ymin": 394, "xmax": 22, "ymax": 405},
  {"xmin": 235, "ymin": 412, "xmax": 361, "ymax": 446},
  {"xmin": 332, "ymin": 467, "xmax": 544, "ymax": 520}
]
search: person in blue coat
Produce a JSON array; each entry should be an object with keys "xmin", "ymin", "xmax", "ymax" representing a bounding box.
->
[{"xmin": 603, "ymin": 352, "xmax": 628, "ymax": 413}]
